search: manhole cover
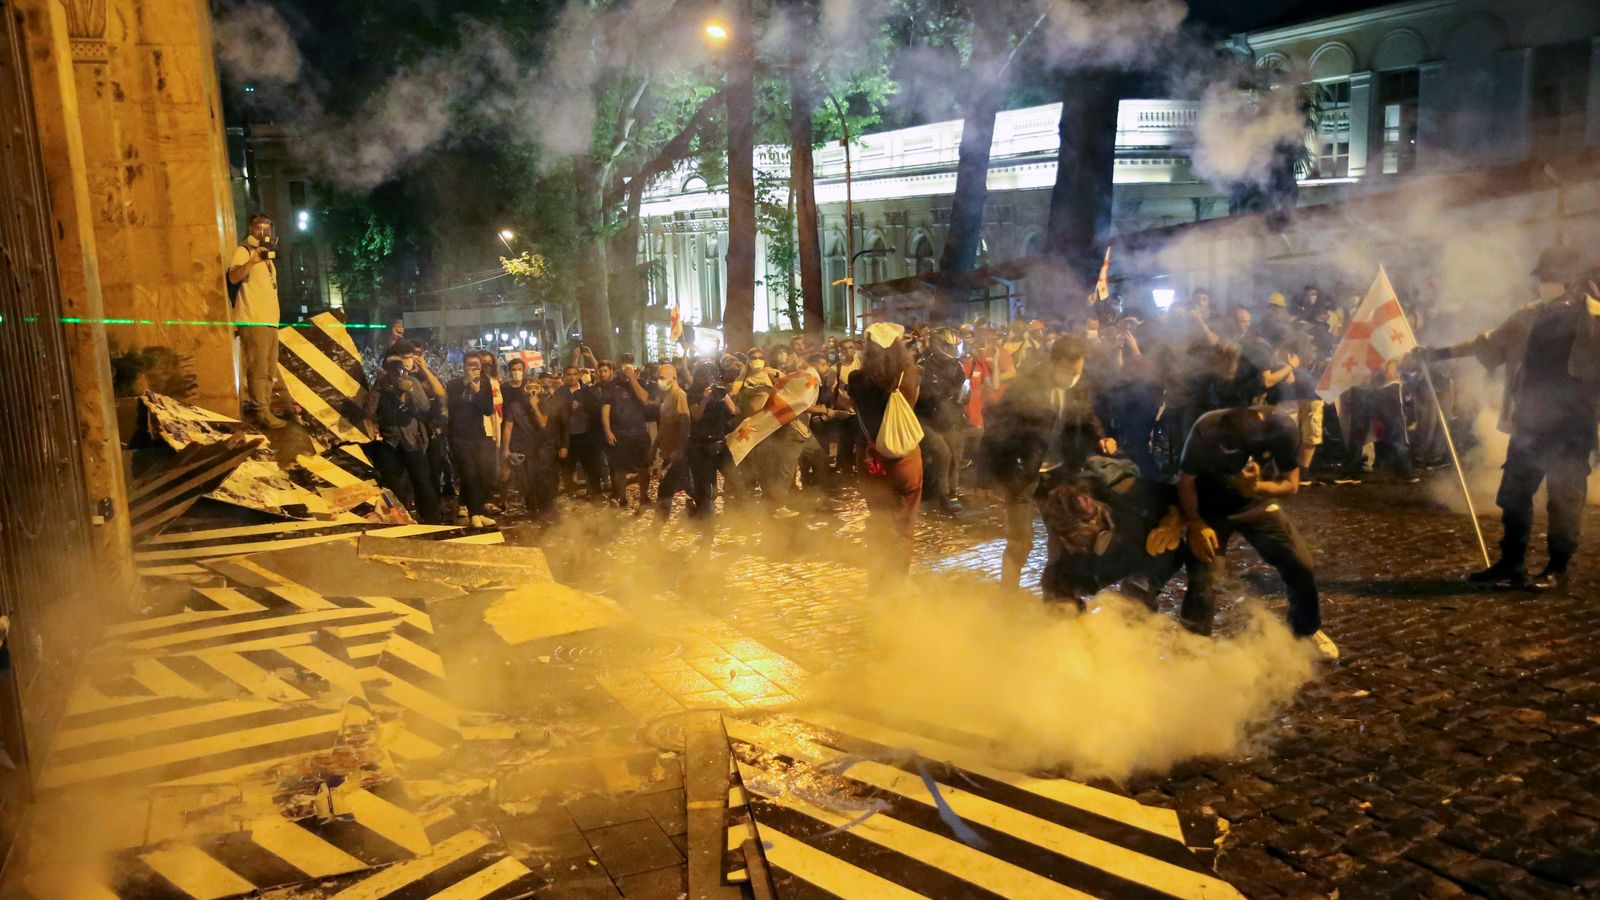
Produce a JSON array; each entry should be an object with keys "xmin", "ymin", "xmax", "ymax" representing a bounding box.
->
[
  {"xmin": 551, "ymin": 633, "xmax": 683, "ymax": 667},
  {"xmin": 641, "ymin": 711, "xmax": 693, "ymax": 752}
]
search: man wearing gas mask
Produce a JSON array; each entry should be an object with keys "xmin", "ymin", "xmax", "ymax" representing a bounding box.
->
[
  {"xmin": 1420, "ymin": 246, "xmax": 1600, "ymax": 592},
  {"xmin": 227, "ymin": 213, "xmax": 285, "ymax": 428}
]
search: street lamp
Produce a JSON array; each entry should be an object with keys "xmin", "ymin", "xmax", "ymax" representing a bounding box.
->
[
  {"xmin": 498, "ymin": 229, "xmax": 515, "ymax": 253},
  {"xmin": 822, "ymin": 93, "xmax": 860, "ymax": 334},
  {"xmin": 703, "ymin": 20, "xmax": 729, "ymax": 42}
]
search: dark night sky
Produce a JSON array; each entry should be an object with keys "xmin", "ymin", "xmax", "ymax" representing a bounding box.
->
[{"xmin": 1185, "ymin": 0, "xmax": 1396, "ymax": 34}]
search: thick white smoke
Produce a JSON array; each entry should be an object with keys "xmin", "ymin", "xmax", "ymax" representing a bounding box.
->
[
  {"xmin": 820, "ymin": 585, "xmax": 1319, "ymax": 780},
  {"xmin": 1189, "ymin": 80, "xmax": 1304, "ymax": 188},
  {"xmin": 214, "ymin": 2, "xmax": 301, "ymax": 84}
]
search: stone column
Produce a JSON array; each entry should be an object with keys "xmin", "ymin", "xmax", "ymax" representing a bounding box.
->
[
  {"xmin": 1415, "ymin": 61, "xmax": 1447, "ymax": 170},
  {"xmin": 69, "ymin": 0, "xmax": 240, "ymax": 416},
  {"xmin": 18, "ymin": 0, "xmax": 135, "ymax": 595},
  {"xmin": 1346, "ymin": 71, "xmax": 1373, "ymax": 179}
]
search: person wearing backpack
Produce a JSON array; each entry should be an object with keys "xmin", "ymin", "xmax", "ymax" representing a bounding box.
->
[
  {"xmin": 979, "ymin": 335, "xmax": 1117, "ymax": 591},
  {"xmin": 227, "ymin": 213, "xmax": 286, "ymax": 428},
  {"xmin": 848, "ymin": 322, "xmax": 923, "ymax": 581}
]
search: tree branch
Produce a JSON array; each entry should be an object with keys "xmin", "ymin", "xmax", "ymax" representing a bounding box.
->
[{"xmin": 604, "ymin": 88, "xmax": 725, "ymax": 209}]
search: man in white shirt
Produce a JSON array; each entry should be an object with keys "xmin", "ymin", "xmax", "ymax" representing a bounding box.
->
[{"xmin": 228, "ymin": 213, "xmax": 286, "ymax": 428}]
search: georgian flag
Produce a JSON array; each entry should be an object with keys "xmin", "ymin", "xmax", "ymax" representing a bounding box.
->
[
  {"xmin": 668, "ymin": 300, "xmax": 683, "ymax": 345},
  {"xmin": 1092, "ymin": 247, "xmax": 1112, "ymax": 305},
  {"xmin": 1316, "ymin": 265, "xmax": 1418, "ymax": 402},
  {"xmin": 727, "ymin": 370, "xmax": 820, "ymax": 465}
]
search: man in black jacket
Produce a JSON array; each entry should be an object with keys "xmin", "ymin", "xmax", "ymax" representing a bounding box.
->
[
  {"xmin": 445, "ymin": 354, "xmax": 498, "ymax": 526},
  {"xmin": 980, "ymin": 335, "xmax": 1117, "ymax": 590},
  {"xmin": 917, "ymin": 328, "xmax": 969, "ymax": 516},
  {"xmin": 1421, "ymin": 247, "xmax": 1600, "ymax": 592}
]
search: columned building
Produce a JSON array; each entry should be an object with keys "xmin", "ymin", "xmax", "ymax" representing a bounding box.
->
[{"xmin": 638, "ymin": 0, "xmax": 1600, "ymax": 347}]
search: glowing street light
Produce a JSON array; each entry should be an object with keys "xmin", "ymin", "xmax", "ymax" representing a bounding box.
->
[
  {"xmin": 497, "ymin": 229, "xmax": 515, "ymax": 253},
  {"xmin": 703, "ymin": 20, "xmax": 729, "ymax": 42}
]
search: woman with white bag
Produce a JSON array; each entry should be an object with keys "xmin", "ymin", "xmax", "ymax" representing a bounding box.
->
[{"xmin": 847, "ymin": 322, "xmax": 924, "ymax": 580}]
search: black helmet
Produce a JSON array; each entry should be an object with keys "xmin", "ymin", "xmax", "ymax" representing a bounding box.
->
[{"xmin": 1530, "ymin": 245, "xmax": 1588, "ymax": 285}]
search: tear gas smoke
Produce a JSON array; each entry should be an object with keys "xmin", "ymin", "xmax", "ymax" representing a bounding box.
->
[
  {"xmin": 820, "ymin": 587, "xmax": 1318, "ymax": 781},
  {"xmin": 1189, "ymin": 80, "xmax": 1304, "ymax": 189},
  {"xmin": 214, "ymin": 2, "xmax": 302, "ymax": 84}
]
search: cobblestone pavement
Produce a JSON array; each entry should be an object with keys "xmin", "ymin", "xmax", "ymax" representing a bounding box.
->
[{"xmin": 544, "ymin": 477, "xmax": 1600, "ymax": 899}]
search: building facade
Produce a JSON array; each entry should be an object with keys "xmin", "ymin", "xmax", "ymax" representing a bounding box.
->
[{"xmin": 637, "ymin": 0, "xmax": 1600, "ymax": 344}]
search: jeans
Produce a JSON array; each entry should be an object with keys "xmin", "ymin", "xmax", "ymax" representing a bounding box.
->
[
  {"xmin": 748, "ymin": 433, "xmax": 803, "ymax": 507},
  {"xmin": 523, "ymin": 450, "xmax": 559, "ymax": 522},
  {"xmin": 450, "ymin": 437, "xmax": 498, "ymax": 517},
  {"xmin": 1113, "ymin": 386, "xmax": 1162, "ymax": 477},
  {"xmin": 370, "ymin": 441, "xmax": 440, "ymax": 524},
  {"xmin": 239, "ymin": 325, "xmax": 279, "ymax": 413},
  {"xmin": 1497, "ymin": 433, "xmax": 1592, "ymax": 571},
  {"xmin": 1181, "ymin": 502, "xmax": 1321, "ymax": 637}
]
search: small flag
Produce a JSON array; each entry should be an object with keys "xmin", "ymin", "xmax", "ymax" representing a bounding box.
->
[
  {"xmin": 669, "ymin": 300, "xmax": 683, "ymax": 345},
  {"xmin": 726, "ymin": 370, "xmax": 819, "ymax": 465},
  {"xmin": 1316, "ymin": 265, "xmax": 1417, "ymax": 402},
  {"xmin": 1092, "ymin": 247, "xmax": 1112, "ymax": 305}
]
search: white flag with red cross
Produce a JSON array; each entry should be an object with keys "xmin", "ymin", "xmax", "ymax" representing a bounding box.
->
[
  {"xmin": 1092, "ymin": 247, "xmax": 1112, "ymax": 305},
  {"xmin": 1316, "ymin": 265, "xmax": 1417, "ymax": 402},
  {"xmin": 726, "ymin": 370, "xmax": 819, "ymax": 465}
]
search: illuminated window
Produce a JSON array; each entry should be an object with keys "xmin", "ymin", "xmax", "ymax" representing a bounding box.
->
[
  {"xmin": 1313, "ymin": 80, "xmax": 1352, "ymax": 178},
  {"xmin": 1379, "ymin": 70, "xmax": 1419, "ymax": 175}
]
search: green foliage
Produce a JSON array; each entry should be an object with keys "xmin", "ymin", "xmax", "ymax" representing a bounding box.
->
[{"xmin": 320, "ymin": 192, "xmax": 398, "ymax": 308}]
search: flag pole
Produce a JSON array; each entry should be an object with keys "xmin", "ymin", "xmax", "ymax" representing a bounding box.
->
[{"xmin": 1392, "ymin": 286, "xmax": 1492, "ymax": 567}]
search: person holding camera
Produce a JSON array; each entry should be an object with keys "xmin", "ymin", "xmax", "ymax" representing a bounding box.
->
[
  {"xmin": 683, "ymin": 359, "xmax": 740, "ymax": 518},
  {"xmin": 364, "ymin": 348, "xmax": 440, "ymax": 524},
  {"xmin": 228, "ymin": 213, "xmax": 286, "ymax": 428}
]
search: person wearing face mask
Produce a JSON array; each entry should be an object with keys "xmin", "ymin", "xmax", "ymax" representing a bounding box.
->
[
  {"xmin": 652, "ymin": 363, "xmax": 692, "ymax": 513},
  {"xmin": 1419, "ymin": 246, "xmax": 1600, "ymax": 592},
  {"xmin": 445, "ymin": 354, "xmax": 499, "ymax": 527},
  {"xmin": 602, "ymin": 355, "xmax": 653, "ymax": 510}
]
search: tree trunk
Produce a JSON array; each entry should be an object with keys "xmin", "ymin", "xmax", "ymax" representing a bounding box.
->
[
  {"xmin": 722, "ymin": 0, "xmax": 757, "ymax": 350},
  {"xmin": 938, "ymin": 7, "xmax": 1009, "ymax": 278},
  {"xmin": 1043, "ymin": 69, "xmax": 1121, "ymax": 312},
  {"xmin": 789, "ymin": 63, "xmax": 824, "ymax": 338},
  {"xmin": 575, "ymin": 161, "xmax": 614, "ymax": 360},
  {"xmin": 608, "ymin": 180, "xmax": 645, "ymax": 358}
]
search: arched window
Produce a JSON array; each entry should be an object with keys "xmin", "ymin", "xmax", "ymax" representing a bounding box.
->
[
  {"xmin": 700, "ymin": 233, "xmax": 722, "ymax": 325},
  {"xmin": 823, "ymin": 232, "xmax": 847, "ymax": 328},
  {"xmin": 910, "ymin": 233, "xmax": 937, "ymax": 275},
  {"xmin": 864, "ymin": 234, "xmax": 890, "ymax": 288}
]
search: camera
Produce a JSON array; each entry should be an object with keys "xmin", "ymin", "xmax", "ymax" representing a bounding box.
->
[{"xmin": 258, "ymin": 236, "xmax": 279, "ymax": 261}]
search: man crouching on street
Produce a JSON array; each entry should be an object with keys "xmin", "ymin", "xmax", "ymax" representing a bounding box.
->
[{"xmin": 1178, "ymin": 406, "xmax": 1340, "ymax": 660}]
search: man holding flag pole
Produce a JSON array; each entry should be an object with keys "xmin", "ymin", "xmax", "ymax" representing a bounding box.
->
[
  {"xmin": 1418, "ymin": 247, "xmax": 1600, "ymax": 592},
  {"xmin": 1318, "ymin": 265, "xmax": 1491, "ymax": 569}
]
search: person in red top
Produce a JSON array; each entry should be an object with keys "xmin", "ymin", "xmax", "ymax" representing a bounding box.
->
[{"xmin": 965, "ymin": 328, "xmax": 1015, "ymax": 429}]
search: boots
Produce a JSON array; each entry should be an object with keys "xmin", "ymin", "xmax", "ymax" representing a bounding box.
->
[{"xmin": 1467, "ymin": 558, "xmax": 1527, "ymax": 589}]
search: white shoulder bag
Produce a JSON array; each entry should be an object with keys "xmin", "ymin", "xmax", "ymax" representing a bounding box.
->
[{"xmin": 876, "ymin": 371, "xmax": 924, "ymax": 459}]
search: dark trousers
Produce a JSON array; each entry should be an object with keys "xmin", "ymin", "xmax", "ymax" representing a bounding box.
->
[
  {"xmin": 523, "ymin": 451, "xmax": 559, "ymax": 522},
  {"xmin": 658, "ymin": 450, "xmax": 692, "ymax": 509},
  {"xmin": 919, "ymin": 423, "xmax": 965, "ymax": 501},
  {"xmin": 799, "ymin": 435, "xmax": 829, "ymax": 489},
  {"xmin": 370, "ymin": 442, "xmax": 440, "ymax": 524},
  {"xmin": 427, "ymin": 428, "xmax": 454, "ymax": 498},
  {"xmin": 834, "ymin": 414, "xmax": 860, "ymax": 476},
  {"xmin": 1182, "ymin": 503, "xmax": 1321, "ymax": 637},
  {"xmin": 568, "ymin": 433, "xmax": 608, "ymax": 502},
  {"xmin": 450, "ymin": 438, "xmax": 498, "ymax": 517},
  {"xmin": 1497, "ymin": 434, "xmax": 1591, "ymax": 572},
  {"xmin": 686, "ymin": 441, "xmax": 726, "ymax": 517},
  {"xmin": 1114, "ymin": 388, "xmax": 1162, "ymax": 477},
  {"xmin": 1372, "ymin": 383, "xmax": 1413, "ymax": 478}
]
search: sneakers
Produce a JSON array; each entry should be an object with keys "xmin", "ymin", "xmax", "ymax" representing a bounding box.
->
[
  {"xmin": 1530, "ymin": 566, "xmax": 1569, "ymax": 593},
  {"xmin": 256, "ymin": 410, "xmax": 289, "ymax": 430},
  {"xmin": 1467, "ymin": 559, "xmax": 1528, "ymax": 589},
  {"xmin": 469, "ymin": 514, "xmax": 497, "ymax": 528},
  {"xmin": 1308, "ymin": 630, "xmax": 1340, "ymax": 661}
]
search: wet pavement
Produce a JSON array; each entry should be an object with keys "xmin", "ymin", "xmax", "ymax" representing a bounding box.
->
[{"xmin": 542, "ymin": 476, "xmax": 1600, "ymax": 899}]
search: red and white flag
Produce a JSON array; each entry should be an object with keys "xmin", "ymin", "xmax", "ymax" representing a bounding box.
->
[
  {"xmin": 1091, "ymin": 247, "xmax": 1112, "ymax": 305},
  {"xmin": 1316, "ymin": 266, "xmax": 1417, "ymax": 402},
  {"xmin": 668, "ymin": 300, "xmax": 683, "ymax": 345},
  {"xmin": 726, "ymin": 370, "xmax": 820, "ymax": 465}
]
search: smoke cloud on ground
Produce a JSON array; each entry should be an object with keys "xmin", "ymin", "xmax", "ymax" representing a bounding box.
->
[{"xmin": 820, "ymin": 585, "xmax": 1317, "ymax": 781}]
